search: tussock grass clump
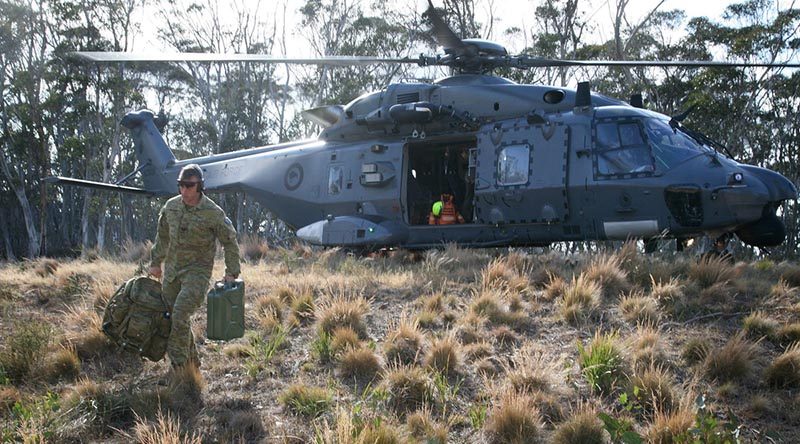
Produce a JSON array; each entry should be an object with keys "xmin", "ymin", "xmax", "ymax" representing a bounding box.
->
[
  {"xmin": 769, "ymin": 279, "xmax": 795, "ymax": 300},
  {"xmin": 0, "ymin": 321, "xmax": 51, "ymax": 382},
  {"xmin": 681, "ymin": 337, "xmax": 711, "ymax": 365},
  {"xmin": 316, "ymin": 295, "xmax": 370, "ymax": 338},
  {"xmin": 630, "ymin": 325, "xmax": 669, "ymax": 369},
  {"xmin": 504, "ymin": 346, "xmax": 555, "ymax": 395},
  {"xmin": 703, "ymin": 333, "xmax": 758, "ymax": 382},
  {"xmin": 34, "ymin": 258, "xmax": 59, "ymax": 277},
  {"xmin": 290, "ymin": 288, "xmax": 315, "ymax": 324},
  {"xmin": 689, "ymin": 256, "xmax": 736, "ymax": 289},
  {"xmin": 650, "ymin": 277, "xmax": 683, "ymax": 304},
  {"xmin": 462, "ymin": 341, "xmax": 493, "ymax": 361},
  {"xmin": 222, "ymin": 342, "xmax": 253, "ymax": 359},
  {"xmin": 118, "ymin": 239, "xmax": 152, "ymax": 263},
  {"xmin": 776, "ymin": 323, "xmax": 800, "ymax": 344},
  {"xmin": 647, "ymin": 399, "xmax": 695, "ymax": 444},
  {"xmin": 481, "ymin": 257, "xmax": 517, "ymax": 290},
  {"xmin": 278, "ymin": 384, "xmax": 332, "ymax": 417},
  {"xmin": 780, "ymin": 264, "xmax": 800, "ymax": 288},
  {"xmin": 337, "ymin": 347, "xmax": 383, "ymax": 383},
  {"xmin": 164, "ymin": 364, "xmax": 205, "ymax": 417},
  {"xmin": 484, "ymin": 391, "xmax": 541, "ymax": 444},
  {"xmin": 454, "ymin": 311, "xmax": 486, "ymax": 344},
  {"xmin": 41, "ymin": 345, "xmax": 81, "ymax": 382},
  {"xmin": 133, "ymin": 409, "xmax": 201, "ymax": 444},
  {"xmin": 469, "ymin": 289, "xmax": 525, "ymax": 327},
  {"xmin": 490, "ymin": 325, "xmax": 520, "ymax": 348},
  {"xmin": 765, "ymin": 343, "xmax": 800, "ymax": 388},
  {"xmin": 629, "ymin": 365, "xmax": 676, "ymax": 416},
  {"xmin": 62, "ymin": 379, "xmax": 136, "ymax": 435},
  {"xmin": 551, "ymin": 406, "xmax": 605, "ymax": 444},
  {"xmin": 560, "ymin": 274, "xmax": 601, "ymax": 324},
  {"xmin": 584, "ymin": 254, "xmax": 630, "ymax": 298},
  {"xmin": 577, "ymin": 331, "xmax": 627, "ymax": 395},
  {"xmin": 543, "ymin": 273, "xmax": 567, "ymax": 302},
  {"xmin": 619, "ymin": 292, "xmax": 660, "ymax": 325},
  {"xmin": 357, "ymin": 422, "xmax": 402, "ymax": 444},
  {"xmin": 383, "ymin": 318, "xmax": 424, "ymax": 365},
  {"xmin": 425, "ymin": 334, "xmax": 461, "ymax": 376},
  {"xmin": 381, "ymin": 365, "xmax": 433, "ymax": 414},
  {"xmin": 254, "ymin": 294, "xmax": 285, "ymax": 332},
  {"xmin": 330, "ymin": 326, "xmax": 361, "ymax": 357},
  {"xmin": 406, "ymin": 409, "xmax": 447, "ymax": 444},
  {"xmin": 0, "ymin": 386, "xmax": 22, "ymax": 412},
  {"xmin": 240, "ymin": 234, "xmax": 269, "ymax": 263},
  {"xmin": 742, "ymin": 311, "xmax": 779, "ymax": 340}
]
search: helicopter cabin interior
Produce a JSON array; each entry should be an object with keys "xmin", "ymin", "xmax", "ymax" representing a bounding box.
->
[{"xmin": 404, "ymin": 138, "xmax": 477, "ymax": 225}]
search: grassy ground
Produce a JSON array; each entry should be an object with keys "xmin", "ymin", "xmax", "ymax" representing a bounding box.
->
[{"xmin": 1, "ymin": 243, "xmax": 799, "ymax": 443}]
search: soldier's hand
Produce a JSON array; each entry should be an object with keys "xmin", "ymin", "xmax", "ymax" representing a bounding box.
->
[
  {"xmin": 224, "ymin": 274, "xmax": 236, "ymax": 283},
  {"xmin": 149, "ymin": 266, "xmax": 162, "ymax": 279}
]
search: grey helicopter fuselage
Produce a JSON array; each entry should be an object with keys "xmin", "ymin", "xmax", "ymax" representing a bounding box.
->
[{"xmin": 114, "ymin": 73, "xmax": 795, "ymax": 249}]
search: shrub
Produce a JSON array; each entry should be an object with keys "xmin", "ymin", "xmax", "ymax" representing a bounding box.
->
[
  {"xmin": 551, "ymin": 406, "xmax": 605, "ymax": 444},
  {"xmin": 0, "ymin": 321, "xmax": 51, "ymax": 382},
  {"xmin": 703, "ymin": 333, "xmax": 758, "ymax": 382},
  {"xmin": 484, "ymin": 391, "xmax": 541, "ymax": 444},
  {"xmin": 381, "ymin": 365, "xmax": 433, "ymax": 414},
  {"xmin": 337, "ymin": 347, "xmax": 383, "ymax": 383},
  {"xmin": 279, "ymin": 384, "xmax": 332, "ymax": 417},
  {"xmin": 383, "ymin": 318, "xmax": 424, "ymax": 365},
  {"xmin": 577, "ymin": 331, "xmax": 627, "ymax": 395},
  {"xmin": 765, "ymin": 343, "xmax": 800, "ymax": 388}
]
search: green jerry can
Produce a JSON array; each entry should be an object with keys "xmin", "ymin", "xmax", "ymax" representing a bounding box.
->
[{"xmin": 207, "ymin": 279, "xmax": 245, "ymax": 340}]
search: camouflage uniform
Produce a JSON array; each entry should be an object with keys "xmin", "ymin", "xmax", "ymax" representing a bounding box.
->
[{"xmin": 150, "ymin": 194, "xmax": 240, "ymax": 366}]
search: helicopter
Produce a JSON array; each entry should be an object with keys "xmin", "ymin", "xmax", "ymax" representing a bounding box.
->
[{"xmin": 46, "ymin": 1, "xmax": 799, "ymax": 250}]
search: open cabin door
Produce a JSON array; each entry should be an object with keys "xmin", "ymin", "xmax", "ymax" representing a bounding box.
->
[{"xmin": 474, "ymin": 122, "xmax": 570, "ymax": 224}]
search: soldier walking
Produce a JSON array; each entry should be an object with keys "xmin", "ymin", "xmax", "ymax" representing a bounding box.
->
[{"xmin": 149, "ymin": 164, "xmax": 240, "ymax": 373}]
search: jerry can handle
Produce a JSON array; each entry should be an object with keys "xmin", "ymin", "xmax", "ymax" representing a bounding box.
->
[{"xmin": 215, "ymin": 278, "xmax": 243, "ymax": 291}]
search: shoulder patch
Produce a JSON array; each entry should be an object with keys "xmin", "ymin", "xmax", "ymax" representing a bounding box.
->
[{"xmin": 224, "ymin": 217, "xmax": 233, "ymax": 226}]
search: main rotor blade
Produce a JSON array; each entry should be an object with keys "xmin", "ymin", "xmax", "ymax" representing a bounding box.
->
[
  {"xmin": 425, "ymin": 0, "xmax": 467, "ymax": 54},
  {"xmin": 72, "ymin": 51, "xmax": 416, "ymax": 65},
  {"xmin": 515, "ymin": 56, "xmax": 800, "ymax": 69}
]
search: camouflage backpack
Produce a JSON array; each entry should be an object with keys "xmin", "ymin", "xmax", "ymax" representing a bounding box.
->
[{"xmin": 101, "ymin": 276, "xmax": 171, "ymax": 362}]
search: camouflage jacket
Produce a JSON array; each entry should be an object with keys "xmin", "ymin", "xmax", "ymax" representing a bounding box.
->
[{"xmin": 150, "ymin": 194, "xmax": 240, "ymax": 284}]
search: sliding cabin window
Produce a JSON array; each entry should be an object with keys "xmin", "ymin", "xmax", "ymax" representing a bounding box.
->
[{"xmin": 497, "ymin": 144, "xmax": 530, "ymax": 186}]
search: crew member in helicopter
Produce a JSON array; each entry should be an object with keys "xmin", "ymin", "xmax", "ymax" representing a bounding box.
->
[
  {"xmin": 429, "ymin": 193, "xmax": 465, "ymax": 225},
  {"xmin": 701, "ymin": 234, "xmax": 734, "ymax": 264},
  {"xmin": 149, "ymin": 164, "xmax": 241, "ymax": 376}
]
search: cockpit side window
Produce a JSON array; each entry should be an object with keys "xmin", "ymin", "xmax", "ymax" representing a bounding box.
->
[
  {"xmin": 497, "ymin": 144, "xmax": 530, "ymax": 186},
  {"xmin": 595, "ymin": 121, "xmax": 655, "ymax": 177}
]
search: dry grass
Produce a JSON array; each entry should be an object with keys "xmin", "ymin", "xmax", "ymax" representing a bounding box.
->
[
  {"xmin": 559, "ymin": 274, "xmax": 601, "ymax": 324},
  {"xmin": 619, "ymin": 291, "xmax": 660, "ymax": 325},
  {"xmin": 543, "ymin": 273, "xmax": 567, "ymax": 302},
  {"xmin": 484, "ymin": 391, "xmax": 541, "ymax": 444},
  {"xmin": 681, "ymin": 337, "xmax": 711, "ymax": 366},
  {"xmin": 290, "ymin": 287, "xmax": 315, "ymax": 324},
  {"xmin": 337, "ymin": 347, "xmax": 383, "ymax": 383},
  {"xmin": 424, "ymin": 334, "xmax": 461, "ymax": 376},
  {"xmin": 703, "ymin": 333, "xmax": 759, "ymax": 382},
  {"xmin": 551, "ymin": 405, "xmax": 605, "ymax": 444},
  {"xmin": 776, "ymin": 323, "xmax": 800, "ymax": 345},
  {"xmin": 330, "ymin": 326, "xmax": 361, "ymax": 357},
  {"xmin": 742, "ymin": 311, "xmax": 779, "ymax": 340},
  {"xmin": 405, "ymin": 409, "xmax": 447, "ymax": 443},
  {"xmin": 254, "ymin": 294, "xmax": 285, "ymax": 332},
  {"xmin": 584, "ymin": 254, "xmax": 630, "ymax": 298},
  {"xmin": 315, "ymin": 294, "xmax": 370, "ymax": 338},
  {"xmin": 647, "ymin": 396, "xmax": 696, "ymax": 444},
  {"xmin": 41, "ymin": 345, "xmax": 81, "ymax": 382},
  {"xmin": 381, "ymin": 364, "xmax": 433, "ymax": 414},
  {"xmin": 629, "ymin": 325, "xmax": 669, "ymax": 369},
  {"xmin": 0, "ymin": 320, "xmax": 51, "ymax": 382},
  {"xmin": 469, "ymin": 289, "xmax": 525, "ymax": 327},
  {"xmin": 504, "ymin": 345, "xmax": 556, "ymax": 395},
  {"xmin": 133, "ymin": 409, "xmax": 202, "ymax": 444},
  {"xmin": 629, "ymin": 365, "xmax": 677, "ymax": 416},
  {"xmin": 690, "ymin": 256, "xmax": 736, "ymax": 289},
  {"xmin": 577, "ymin": 330, "xmax": 627, "ymax": 395},
  {"xmin": 383, "ymin": 317, "xmax": 424, "ymax": 365},
  {"xmin": 765, "ymin": 343, "xmax": 800, "ymax": 388}
]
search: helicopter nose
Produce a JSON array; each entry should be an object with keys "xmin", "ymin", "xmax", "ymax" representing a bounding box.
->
[
  {"xmin": 725, "ymin": 166, "xmax": 796, "ymax": 247},
  {"xmin": 738, "ymin": 165, "xmax": 797, "ymax": 202}
]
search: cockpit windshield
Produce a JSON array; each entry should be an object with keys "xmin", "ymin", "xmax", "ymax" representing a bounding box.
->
[{"xmin": 643, "ymin": 118, "xmax": 714, "ymax": 170}]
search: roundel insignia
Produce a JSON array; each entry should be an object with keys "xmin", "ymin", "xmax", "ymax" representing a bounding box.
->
[{"xmin": 284, "ymin": 163, "xmax": 304, "ymax": 191}]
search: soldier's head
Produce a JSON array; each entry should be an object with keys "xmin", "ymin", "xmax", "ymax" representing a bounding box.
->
[{"xmin": 177, "ymin": 164, "xmax": 204, "ymax": 200}]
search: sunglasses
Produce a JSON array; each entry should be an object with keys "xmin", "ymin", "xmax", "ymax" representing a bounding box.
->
[{"xmin": 178, "ymin": 181, "xmax": 200, "ymax": 189}]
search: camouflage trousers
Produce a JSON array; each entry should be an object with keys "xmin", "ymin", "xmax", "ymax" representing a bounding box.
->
[{"xmin": 163, "ymin": 271, "xmax": 210, "ymax": 366}]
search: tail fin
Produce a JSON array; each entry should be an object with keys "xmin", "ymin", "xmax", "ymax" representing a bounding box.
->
[{"xmin": 121, "ymin": 109, "xmax": 176, "ymax": 195}]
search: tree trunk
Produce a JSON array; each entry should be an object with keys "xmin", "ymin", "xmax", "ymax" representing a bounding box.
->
[{"xmin": 0, "ymin": 210, "xmax": 15, "ymax": 261}]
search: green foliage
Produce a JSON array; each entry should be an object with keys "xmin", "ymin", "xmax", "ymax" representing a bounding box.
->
[
  {"xmin": 468, "ymin": 402, "xmax": 488, "ymax": 430},
  {"xmin": 0, "ymin": 321, "xmax": 52, "ymax": 382},
  {"xmin": 598, "ymin": 410, "xmax": 643, "ymax": 444},
  {"xmin": 243, "ymin": 326, "xmax": 289, "ymax": 377},
  {"xmin": 311, "ymin": 330, "xmax": 333, "ymax": 364},
  {"xmin": 577, "ymin": 331, "xmax": 626, "ymax": 394},
  {"xmin": 279, "ymin": 384, "xmax": 332, "ymax": 417}
]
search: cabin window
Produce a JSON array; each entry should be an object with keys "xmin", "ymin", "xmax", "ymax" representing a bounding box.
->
[
  {"xmin": 497, "ymin": 144, "xmax": 529, "ymax": 186},
  {"xmin": 595, "ymin": 122, "xmax": 654, "ymax": 176},
  {"xmin": 328, "ymin": 165, "xmax": 343, "ymax": 194}
]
